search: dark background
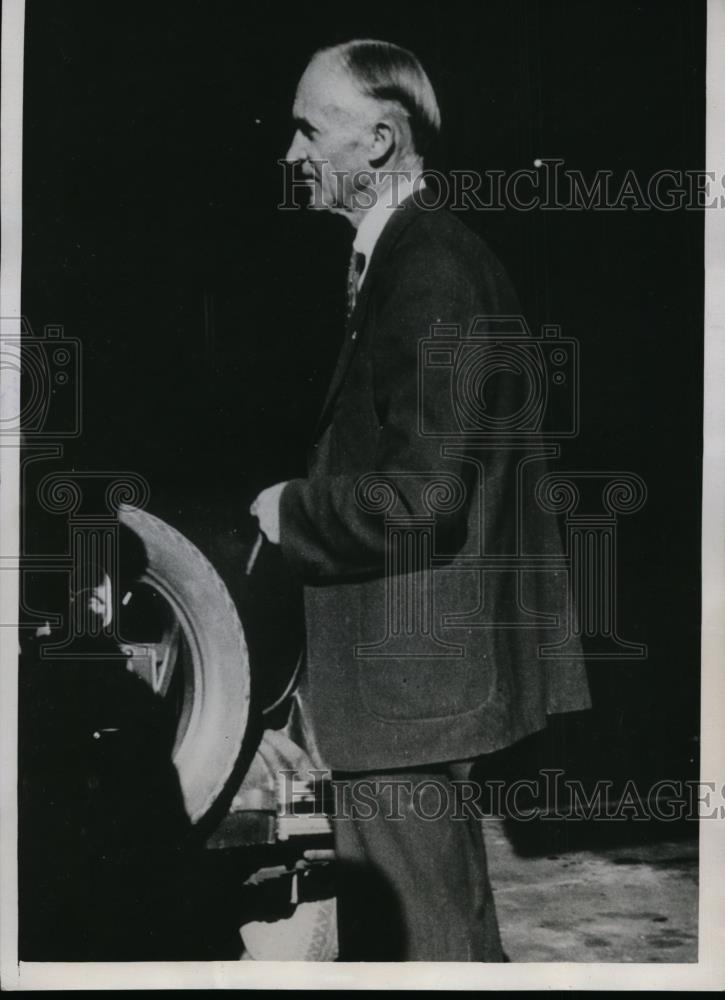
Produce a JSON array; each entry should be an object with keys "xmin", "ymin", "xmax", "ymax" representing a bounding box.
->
[{"xmin": 22, "ymin": 0, "xmax": 704, "ymax": 789}]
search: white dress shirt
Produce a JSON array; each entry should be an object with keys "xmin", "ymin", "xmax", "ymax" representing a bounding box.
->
[{"xmin": 352, "ymin": 173, "xmax": 423, "ymax": 288}]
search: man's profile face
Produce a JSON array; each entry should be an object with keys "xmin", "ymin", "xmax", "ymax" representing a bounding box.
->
[{"xmin": 285, "ymin": 54, "xmax": 376, "ymax": 215}]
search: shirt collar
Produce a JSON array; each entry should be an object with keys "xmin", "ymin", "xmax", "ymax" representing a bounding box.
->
[{"xmin": 352, "ymin": 173, "xmax": 423, "ymax": 285}]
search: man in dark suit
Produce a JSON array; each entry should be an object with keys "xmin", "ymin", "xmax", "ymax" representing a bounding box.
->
[{"xmin": 251, "ymin": 39, "xmax": 590, "ymax": 960}]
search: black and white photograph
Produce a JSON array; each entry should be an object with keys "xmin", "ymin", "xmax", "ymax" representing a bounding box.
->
[{"xmin": 1, "ymin": 0, "xmax": 723, "ymax": 989}]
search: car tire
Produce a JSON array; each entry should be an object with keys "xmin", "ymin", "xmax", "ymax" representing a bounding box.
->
[{"xmin": 118, "ymin": 505, "xmax": 251, "ymax": 824}]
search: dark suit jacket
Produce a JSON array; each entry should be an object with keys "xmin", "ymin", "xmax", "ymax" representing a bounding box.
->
[{"xmin": 280, "ymin": 192, "xmax": 590, "ymax": 771}]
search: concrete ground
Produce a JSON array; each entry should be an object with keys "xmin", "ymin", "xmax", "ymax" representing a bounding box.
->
[{"xmin": 484, "ymin": 819, "xmax": 698, "ymax": 962}]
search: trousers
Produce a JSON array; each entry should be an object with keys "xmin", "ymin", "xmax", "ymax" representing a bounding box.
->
[{"xmin": 331, "ymin": 761, "xmax": 504, "ymax": 962}]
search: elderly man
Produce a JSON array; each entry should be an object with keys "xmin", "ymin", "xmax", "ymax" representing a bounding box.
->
[{"xmin": 251, "ymin": 39, "xmax": 590, "ymax": 961}]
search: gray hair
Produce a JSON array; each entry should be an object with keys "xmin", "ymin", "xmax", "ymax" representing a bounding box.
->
[{"xmin": 319, "ymin": 39, "xmax": 441, "ymax": 157}]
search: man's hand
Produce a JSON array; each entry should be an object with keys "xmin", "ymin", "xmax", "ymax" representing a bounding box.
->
[{"xmin": 249, "ymin": 481, "xmax": 288, "ymax": 545}]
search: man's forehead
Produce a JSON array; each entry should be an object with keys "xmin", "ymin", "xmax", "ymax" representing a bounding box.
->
[{"xmin": 293, "ymin": 54, "xmax": 375, "ymax": 123}]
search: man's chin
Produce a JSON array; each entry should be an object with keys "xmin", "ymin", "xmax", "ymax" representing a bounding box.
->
[
  {"xmin": 306, "ymin": 197, "xmax": 346, "ymax": 217},
  {"xmin": 300, "ymin": 183, "xmax": 340, "ymax": 213}
]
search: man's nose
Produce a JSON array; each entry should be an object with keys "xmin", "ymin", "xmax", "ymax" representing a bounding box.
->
[{"xmin": 285, "ymin": 130, "xmax": 306, "ymax": 164}]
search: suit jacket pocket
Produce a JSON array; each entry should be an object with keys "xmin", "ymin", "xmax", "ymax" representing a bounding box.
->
[
  {"xmin": 305, "ymin": 571, "xmax": 498, "ymax": 724},
  {"xmin": 354, "ymin": 569, "xmax": 498, "ymax": 722},
  {"xmin": 356, "ymin": 649, "xmax": 497, "ymax": 722}
]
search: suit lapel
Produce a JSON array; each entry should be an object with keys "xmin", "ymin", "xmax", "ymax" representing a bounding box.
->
[{"xmin": 314, "ymin": 195, "xmax": 424, "ymax": 437}]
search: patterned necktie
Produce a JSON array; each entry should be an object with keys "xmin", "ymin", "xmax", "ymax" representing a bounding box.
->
[{"xmin": 346, "ymin": 249, "xmax": 365, "ymax": 318}]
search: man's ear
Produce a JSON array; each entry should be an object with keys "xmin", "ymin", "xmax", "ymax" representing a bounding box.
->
[{"xmin": 368, "ymin": 119, "xmax": 396, "ymax": 168}]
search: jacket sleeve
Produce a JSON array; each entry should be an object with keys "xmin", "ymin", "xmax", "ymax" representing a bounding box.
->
[{"xmin": 278, "ymin": 230, "xmax": 501, "ymax": 581}]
